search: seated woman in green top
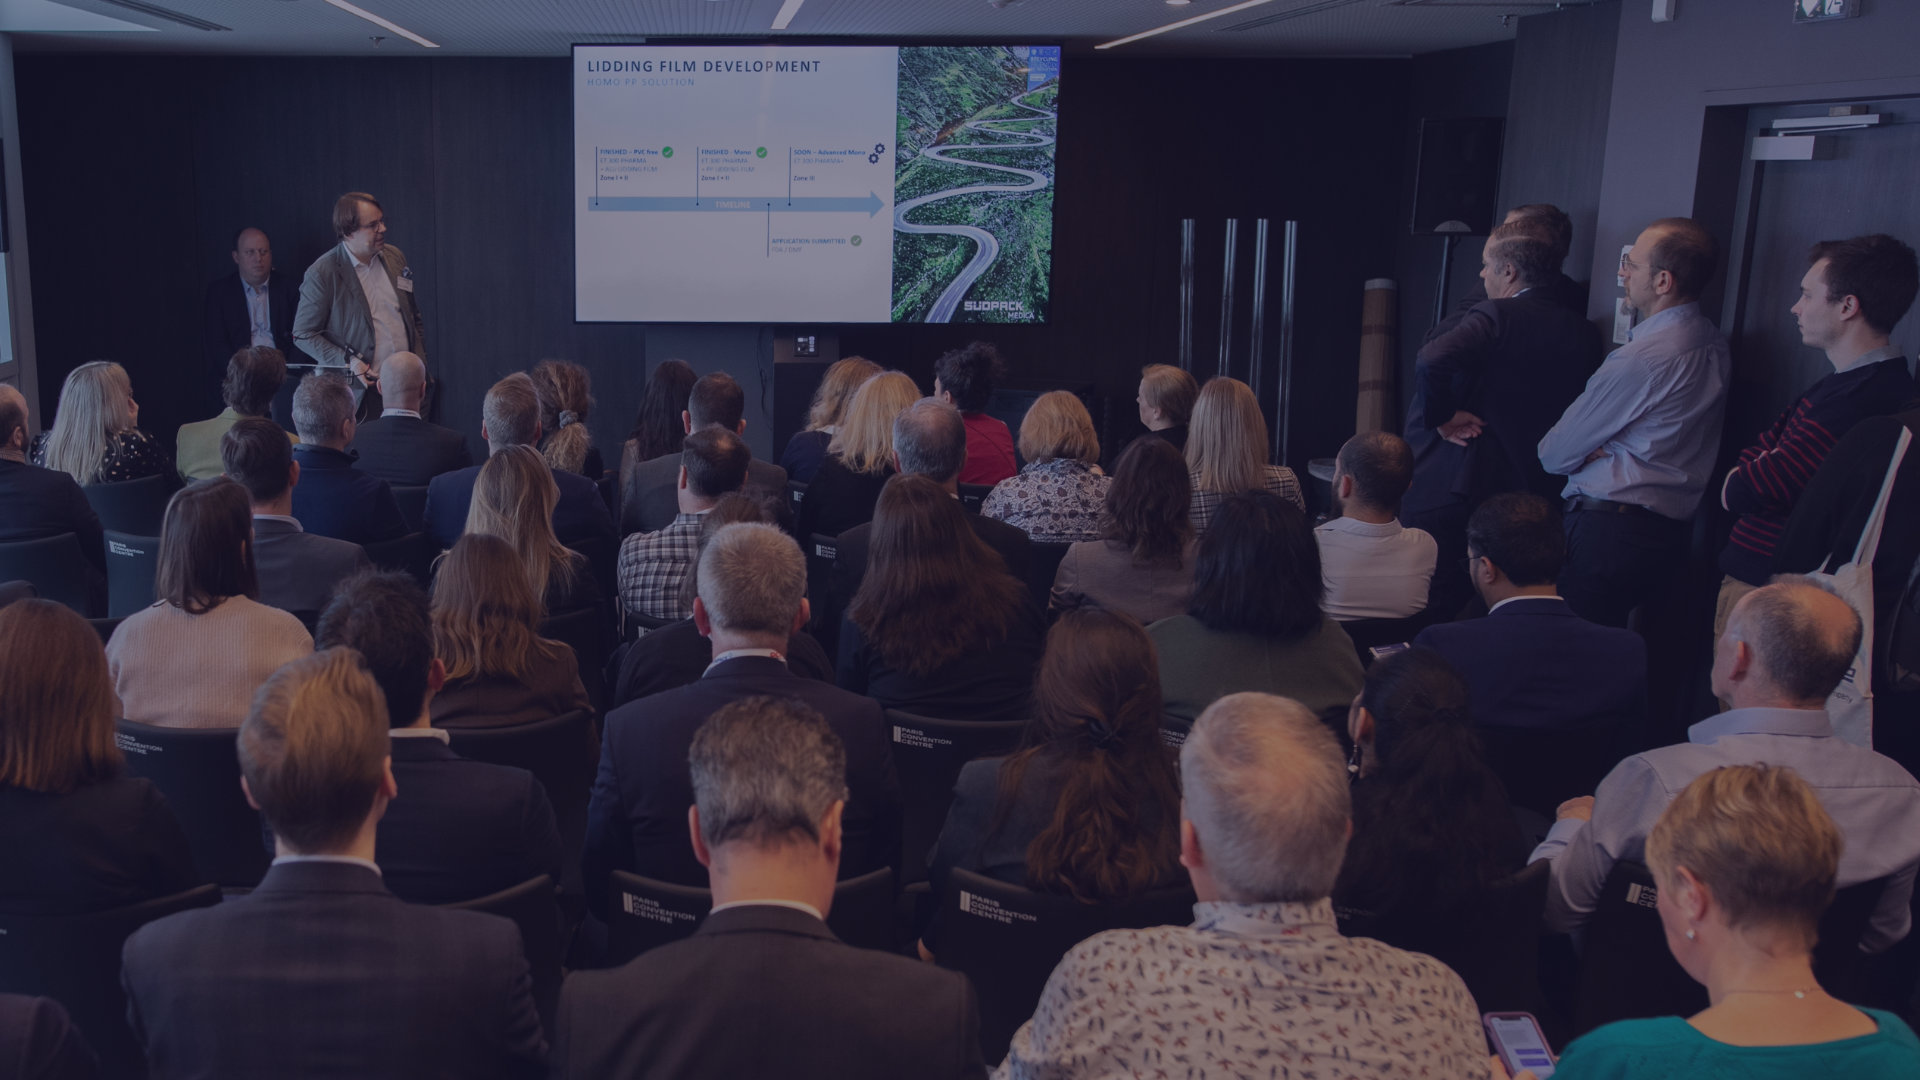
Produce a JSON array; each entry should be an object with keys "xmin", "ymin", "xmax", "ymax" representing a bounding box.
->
[{"xmin": 1503, "ymin": 763, "xmax": 1920, "ymax": 1079}]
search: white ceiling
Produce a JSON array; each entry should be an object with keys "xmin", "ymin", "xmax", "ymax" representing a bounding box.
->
[{"xmin": 5, "ymin": 0, "xmax": 1589, "ymax": 58}]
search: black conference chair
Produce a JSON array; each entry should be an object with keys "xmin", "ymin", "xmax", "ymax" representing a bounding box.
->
[
  {"xmin": 103, "ymin": 530, "xmax": 161, "ymax": 618},
  {"xmin": 442, "ymin": 875, "xmax": 564, "ymax": 1032},
  {"xmin": 446, "ymin": 711, "xmax": 599, "ymax": 904},
  {"xmin": 1477, "ymin": 723, "xmax": 1636, "ymax": 821},
  {"xmin": 363, "ymin": 531, "xmax": 435, "ymax": 588},
  {"xmin": 82, "ymin": 474, "xmax": 172, "ymax": 535},
  {"xmin": 804, "ymin": 532, "xmax": 839, "ymax": 650},
  {"xmin": 1026, "ymin": 541, "xmax": 1071, "ymax": 609},
  {"xmin": 88, "ymin": 616, "xmax": 124, "ymax": 643},
  {"xmin": 785, "ymin": 479, "xmax": 807, "ymax": 519},
  {"xmin": 113, "ymin": 721, "xmax": 269, "ymax": 889},
  {"xmin": 606, "ymin": 866, "xmax": 898, "ymax": 965},
  {"xmin": 390, "ymin": 484, "xmax": 429, "ymax": 532},
  {"xmin": 956, "ymin": 483, "xmax": 992, "ymax": 514},
  {"xmin": 885, "ymin": 710, "xmax": 1028, "ymax": 885},
  {"xmin": 0, "ymin": 533, "xmax": 102, "ymax": 617},
  {"xmin": 935, "ymin": 868, "xmax": 1196, "ymax": 1062},
  {"xmin": 0, "ymin": 883, "xmax": 221, "ymax": 1079},
  {"xmin": 1340, "ymin": 608, "xmax": 1443, "ymax": 665},
  {"xmin": 566, "ymin": 534, "xmax": 619, "ymax": 599},
  {"xmin": 0, "ymin": 579, "xmax": 34, "ymax": 609},
  {"xmin": 543, "ymin": 605, "xmax": 611, "ymax": 711}
]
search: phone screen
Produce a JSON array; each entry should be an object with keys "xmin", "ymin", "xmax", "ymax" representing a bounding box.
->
[{"xmin": 1487, "ymin": 1014, "xmax": 1555, "ymax": 1077}]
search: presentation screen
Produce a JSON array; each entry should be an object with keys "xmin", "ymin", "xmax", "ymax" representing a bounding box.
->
[{"xmin": 573, "ymin": 44, "xmax": 1060, "ymax": 324}]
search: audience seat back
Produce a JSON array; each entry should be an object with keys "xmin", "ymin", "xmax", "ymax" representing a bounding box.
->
[
  {"xmin": 113, "ymin": 721, "xmax": 269, "ymax": 888},
  {"xmin": 936, "ymin": 867, "xmax": 1197, "ymax": 1062},
  {"xmin": 363, "ymin": 531, "xmax": 435, "ymax": 589},
  {"xmin": 785, "ymin": 479, "xmax": 807, "ymax": 520},
  {"xmin": 445, "ymin": 710, "xmax": 597, "ymax": 902},
  {"xmin": 390, "ymin": 484, "xmax": 429, "ymax": 532},
  {"xmin": 440, "ymin": 874, "xmax": 563, "ymax": 1032},
  {"xmin": 885, "ymin": 710, "xmax": 1027, "ymax": 885},
  {"xmin": 0, "ymin": 883, "xmax": 221, "ymax": 1079},
  {"xmin": 0, "ymin": 579, "xmax": 35, "ymax": 608},
  {"xmin": 805, "ymin": 533, "xmax": 838, "ymax": 649},
  {"xmin": 0, "ymin": 533, "xmax": 101, "ymax": 617},
  {"xmin": 1026, "ymin": 542, "xmax": 1071, "ymax": 609},
  {"xmin": 606, "ymin": 866, "xmax": 897, "ymax": 965},
  {"xmin": 1477, "ymin": 723, "xmax": 1636, "ymax": 820},
  {"xmin": 1339, "ymin": 609, "xmax": 1443, "ymax": 666},
  {"xmin": 103, "ymin": 530, "xmax": 160, "ymax": 618},
  {"xmin": 82, "ymin": 474, "xmax": 171, "ymax": 535},
  {"xmin": 540, "ymin": 606, "xmax": 609, "ymax": 711},
  {"xmin": 88, "ymin": 616, "xmax": 123, "ymax": 643},
  {"xmin": 956, "ymin": 483, "xmax": 991, "ymax": 515}
]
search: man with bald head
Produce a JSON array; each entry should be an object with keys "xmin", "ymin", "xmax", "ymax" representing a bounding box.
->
[
  {"xmin": 1533, "ymin": 577, "xmax": 1920, "ymax": 952},
  {"xmin": 202, "ymin": 226, "xmax": 303, "ymax": 394},
  {"xmin": 0, "ymin": 383, "xmax": 107, "ymax": 592},
  {"xmin": 348, "ymin": 351, "xmax": 471, "ymax": 486},
  {"xmin": 1317, "ymin": 430, "xmax": 1435, "ymax": 620}
]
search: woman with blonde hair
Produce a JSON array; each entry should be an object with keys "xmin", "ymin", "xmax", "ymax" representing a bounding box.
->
[
  {"xmin": 780, "ymin": 355, "xmax": 882, "ymax": 484},
  {"xmin": 796, "ymin": 369, "xmax": 919, "ymax": 538},
  {"xmin": 1184, "ymin": 376, "xmax": 1302, "ymax": 533},
  {"xmin": 430, "ymin": 533, "xmax": 592, "ymax": 728},
  {"xmin": 465, "ymin": 444, "xmax": 597, "ymax": 615},
  {"xmin": 529, "ymin": 359, "xmax": 601, "ymax": 478},
  {"xmin": 32, "ymin": 360, "xmax": 171, "ymax": 484},
  {"xmin": 983, "ymin": 390, "xmax": 1110, "ymax": 543}
]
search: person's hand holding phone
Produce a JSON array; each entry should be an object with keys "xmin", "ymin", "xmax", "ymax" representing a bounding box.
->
[{"xmin": 1488, "ymin": 1053, "xmax": 1542, "ymax": 1080}]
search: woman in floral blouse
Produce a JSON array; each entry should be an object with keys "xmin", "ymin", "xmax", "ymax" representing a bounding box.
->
[
  {"xmin": 982, "ymin": 391, "xmax": 1109, "ymax": 543},
  {"xmin": 31, "ymin": 360, "xmax": 171, "ymax": 485}
]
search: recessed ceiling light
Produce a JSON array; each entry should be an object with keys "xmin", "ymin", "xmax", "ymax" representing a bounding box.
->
[
  {"xmin": 771, "ymin": 0, "xmax": 806, "ymax": 29},
  {"xmin": 1099, "ymin": 0, "xmax": 1283, "ymax": 48},
  {"xmin": 322, "ymin": 0, "xmax": 439, "ymax": 48},
  {"xmin": 1166, "ymin": 0, "xmax": 1193, "ymax": 6}
]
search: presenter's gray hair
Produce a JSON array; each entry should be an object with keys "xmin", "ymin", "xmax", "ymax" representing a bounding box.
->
[
  {"xmin": 292, "ymin": 373, "xmax": 355, "ymax": 443},
  {"xmin": 1180, "ymin": 692, "xmax": 1351, "ymax": 903},
  {"xmin": 689, "ymin": 696, "xmax": 849, "ymax": 849},
  {"xmin": 892, "ymin": 397, "xmax": 966, "ymax": 482},
  {"xmin": 696, "ymin": 522, "xmax": 805, "ymax": 637},
  {"xmin": 483, "ymin": 372, "xmax": 542, "ymax": 452}
]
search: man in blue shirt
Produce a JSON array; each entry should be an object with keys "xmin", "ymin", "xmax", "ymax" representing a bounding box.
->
[{"xmin": 1538, "ymin": 217, "xmax": 1730, "ymax": 628}]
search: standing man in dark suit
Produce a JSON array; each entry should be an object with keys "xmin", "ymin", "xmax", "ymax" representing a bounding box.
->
[
  {"xmin": 293, "ymin": 192, "xmax": 428, "ymax": 423},
  {"xmin": 556, "ymin": 695, "xmax": 983, "ymax": 1080},
  {"xmin": 348, "ymin": 351, "xmax": 470, "ymax": 485},
  {"xmin": 120, "ymin": 648, "xmax": 546, "ymax": 1079},
  {"xmin": 584, "ymin": 522, "xmax": 901, "ymax": 912},
  {"xmin": 622, "ymin": 372, "xmax": 787, "ymax": 536},
  {"xmin": 1403, "ymin": 222, "xmax": 1602, "ymax": 618},
  {"xmin": 202, "ymin": 227, "xmax": 303, "ymax": 388},
  {"xmin": 1424, "ymin": 203, "xmax": 1588, "ymax": 344},
  {"xmin": 0, "ymin": 385, "xmax": 106, "ymax": 601},
  {"xmin": 221, "ymin": 416, "xmax": 369, "ymax": 616},
  {"xmin": 289, "ymin": 374, "xmax": 407, "ymax": 545}
]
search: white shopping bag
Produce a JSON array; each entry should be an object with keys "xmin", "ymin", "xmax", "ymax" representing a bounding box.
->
[{"xmin": 1811, "ymin": 427, "xmax": 1911, "ymax": 747}]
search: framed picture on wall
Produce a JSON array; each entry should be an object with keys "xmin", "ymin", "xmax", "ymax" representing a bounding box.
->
[{"xmin": 1795, "ymin": 0, "xmax": 1859, "ymax": 22}]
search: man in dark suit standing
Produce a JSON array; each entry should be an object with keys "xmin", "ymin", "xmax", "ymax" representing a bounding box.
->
[
  {"xmin": 556, "ymin": 695, "xmax": 983, "ymax": 1080},
  {"xmin": 622, "ymin": 372, "xmax": 788, "ymax": 536},
  {"xmin": 221, "ymin": 416, "xmax": 369, "ymax": 616},
  {"xmin": 120, "ymin": 648, "xmax": 545, "ymax": 1079},
  {"xmin": 0, "ymin": 385, "xmax": 106, "ymax": 605},
  {"xmin": 289, "ymin": 374, "xmax": 407, "ymax": 545},
  {"xmin": 202, "ymin": 227, "xmax": 302, "ymax": 389},
  {"xmin": 584, "ymin": 522, "xmax": 901, "ymax": 913},
  {"xmin": 1424, "ymin": 203, "xmax": 1588, "ymax": 344},
  {"xmin": 348, "ymin": 351, "xmax": 470, "ymax": 486}
]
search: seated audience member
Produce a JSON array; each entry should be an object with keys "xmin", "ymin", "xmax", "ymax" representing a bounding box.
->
[
  {"xmin": 609, "ymin": 493, "xmax": 834, "ymax": 708},
  {"xmin": 423, "ymin": 373, "xmax": 617, "ymax": 570},
  {"xmin": 983, "ymin": 391, "xmax": 1110, "ymax": 543},
  {"xmin": 107, "ymin": 479, "xmax": 313, "ymax": 729},
  {"xmin": 1151, "ymin": 491, "xmax": 1362, "ymax": 726},
  {"xmin": 347, "ymin": 351, "xmax": 471, "ymax": 485},
  {"xmin": 0, "ymin": 384, "xmax": 107, "ymax": 586},
  {"xmin": 31, "ymin": 361, "xmax": 170, "ymax": 485},
  {"xmin": 839, "ymin": 475, "xmax": 1045, "ymax": 723},
  {"xmin": 1001, "ymin": 692, "xmax": 1486, "ymax": 1078},
  {"xmin": 176, "ymin": 346, "xmax": 288, "ymax": 482},
  {"xmin": 530, "ymin": 358, "xmax": 602, "ymax": 478},
  {"xmin": 557, "ymin": 697, "xmax": 979, "ymax": 1079},
  {"xmin": 1135, "ymin": 363, "xmax": 1198, "ymax": 453},
  {"xmin": 624, "ymin": 372, "xmax": 786, "ymax": 535},
  {"xmin": 1051, "ymin": 437, "xmax": 1196, "ymax": 624},
  {"xmin": 1533, "ymin": 579, "xmax": 1920, "ymax": 952},
  {"xmin": 1413, "ymin": 493, "xmax": 1646, "ymax": 758},
  {"xmin": 1334, "ymin": 647, "xmax": 1521, "ymax": 948},
  {"xmin": 314, "ymin": 571, "xmax": 562, "ymax": 904},
  {"xmin": 1185, "ymin": 376, "xmax": 1303, "ymax": 533},
  {"xmin": 429, "ymin": 534, "xmax": 591, "ymax": 729},
  {"xmin": 0, "ymin": 599, "xmax": 198, "ymax": 915},
  {"xmin": 616, "ymin": 359, "xmax": 697, "ymax": 535},
  {"xmin": 781, "ymin": 355, "xmax": 882, "ymax": 484},
  {"xmin": 934, "ymin": 341, "xmax": 1017, "ymax": 487},
  {"xmin": 288, "ymin": 373, "xmax": 407, "ymax": 545},
  {"xmin": 1507, "ymin": 766, "xmax": 1920, "ymax": 1079},
  {"xmin": 585, "ymin": 523, "xmax": 901, "ymax": 902},
  {"xmin": 1317, "ymin": 431, "xmax": 1437, "ymax": 620},
  {"xmin": 121, "ymin": 648, "xmax": 546, "ymax": 1078},
  {"xmin": 797, "ymin": 370, "xmax": 920, "ymax": 539},
  {"xmin": 0, "ymin": 994, "xmax": 98, "ymax": 1080},
  {"xmin": 1715, "ymin": 235, "xmax": 1919, "ymax": 642},
  {"xmin": 467, "ymin": 445, "xmax": 599, "ymax": 616},
  {"xmin": 617, "ymin": 427, "xmax": 749, "ymax": 621},
  {"xmin": 221, "ymin": 416, "xmax": 370, "ymax": 616},
  {"xmin": 922, "ymin": 608, "xmax": 1182, "ymax": 959}
]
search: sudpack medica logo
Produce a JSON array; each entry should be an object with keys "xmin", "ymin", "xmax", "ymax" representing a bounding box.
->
[{"xmin": 962, "ymin": 298, "xmax": 1034, "ymax": 320}]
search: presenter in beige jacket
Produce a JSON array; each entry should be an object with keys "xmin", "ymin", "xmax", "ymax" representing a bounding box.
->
[{"xmin": 293, "ymin": 191, "xmax": 427, "ymax": 420}]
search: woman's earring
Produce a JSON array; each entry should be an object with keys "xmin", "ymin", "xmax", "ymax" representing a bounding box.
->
[
  {"xmin": 1346, "ymin": 741, "xmax": 1363, "ymax": 779},
  {"xmin": 1684, "ymin": 929, "xmax": 1696, "ymax": 941}
]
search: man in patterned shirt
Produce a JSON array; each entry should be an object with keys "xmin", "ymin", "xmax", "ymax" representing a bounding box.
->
[
  {"xmin": 999, "ymin": 692, "xmax": 1487, "ymax": 1080},
  {"xmin": 617, "ymin": 427, "xmax": 749, "ymax": 621}
]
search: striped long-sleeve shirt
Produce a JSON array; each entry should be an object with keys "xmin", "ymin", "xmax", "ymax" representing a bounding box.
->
[{"xmin": 1719, "ymin": 349, "xmax": 1913, "ymax": 585}]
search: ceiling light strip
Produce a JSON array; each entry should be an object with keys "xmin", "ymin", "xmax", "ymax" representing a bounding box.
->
[
  {"xmin": 86, "ymin": 0, "xmax": 229, "ymax": 32},
  {"xmin": 771, "ymin": 0, "xmax": 807, "ymax": 31},
  {"xmin": 1223, "ymin": 0, "xmax": 1373, "ymax": 32},
  {"xmin": 322, "ymin": 0, "xmax": 440, "ymax": 48},
  {"xmin": 1096, "ymin": 0, "xmax": 1286, "ymax": 49}
]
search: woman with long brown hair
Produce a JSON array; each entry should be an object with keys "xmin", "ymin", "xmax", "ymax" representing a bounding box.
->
[
  {"xmin": 1050, "ymin": 435, "xmax": 1196, "ymax": 623},
  {"xmin": 838, "ymin": 473, "xmax": 1044, "ymax": 722},
  {"xmin": 429, "ymin": 533, "xmax": 591, "ymax": 728},
  {"xmin": 779, "ymin": 355, "xmax": 882, "ymax": 484},
  {"xmin": 0, "ymin": 598, "xmax": 200, "ymax": 914},
  {"xmin": 465, "ymin": 445, "xmax": 597, "ymax": 615},
  {"xmin": 618, "ymin": 358, "xmax": 698, "ymax": 534},
  {"xmin": 529, "ymin": 358, "xmax": 601, "ymax": 478}
]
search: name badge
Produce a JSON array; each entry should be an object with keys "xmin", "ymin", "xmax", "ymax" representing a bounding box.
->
[{"xmin": 396, "ymin": 276, "xmax": 414, "ymax": 293}]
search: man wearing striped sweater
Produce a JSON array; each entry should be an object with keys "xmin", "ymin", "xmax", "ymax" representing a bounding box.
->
[{"xmin": 1715, "ymin": 234, "xmax": 1918, "ymax": 642}]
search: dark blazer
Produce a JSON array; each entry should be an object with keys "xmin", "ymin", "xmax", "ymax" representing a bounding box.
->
[
  {"xmin": 0, "ymin": 777, "xmax": 199, "ymax": 916},
  {"xmin": 376, "ymin": 735, "xmax": 564, "ymax": 905},
  {"xmin": 121, "ymin": 860, "xmax": 544, "ymax": 1079},
  {"xmin": 794, "ymin": 457, "xmax": 892, "ymax": 540},
  {"xmin": 551, "ymin": 904, "xmax": 985, "ymax": 1080},
  {"xmin": 348, "ymin": 414, "xmax": 472, "ymax": 486},
  {"xmin": 0, "ymin": 995, "xmax": 98, "ymax": 1080},
  {"xmin": 202, "ymin": 270, "xmax": 302, "ymax": 377},
  {"xmin": 0, "ymin": 457, "xmax": 106, "ymax": 575},
  {"xmin": 621, "ymin": 448, "xmax": 788, "ymax": 536},
  {"xmin": 289, "ymin": 444, "xmax": 407, "ymax": 545},
  {"xmin": 608, "ymin": 616, "xmax": 834, "ymax": 710},
  {"xmin": 584, "ymin": 656, "xmax": 901, "ymax": 907},
  {"xmin": 424, "ymin": 462, "xmax": 617, "ymax": 567},
  {"xmin": 837, "ymin": 600, "xmax": 1045, "ymax": 724},
  {"xmin": 831, "ymin": 511, "xmax": 1033, "ymax": 618},
  {"xmin": 250, "ymin": 515, "xmax": 370, "ymax": 616},
  {"xmin": 429, "ymin": 649, "xmax": 593, "ymax": 730},
  {"xmin": 1423, "ymin": 271, "xmax": 1588, "ymax": 345},
  {"xmin": 779, "ymin": 429, "xmax": 832, "ymax": 485},
  {"xmin": 1413, "ymin": 596, "xmax": 1646, "ymax": 734}
]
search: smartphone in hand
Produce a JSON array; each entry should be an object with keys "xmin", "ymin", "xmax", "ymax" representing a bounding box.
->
[{"xmin": 1484, "ymin": 1012, "xmax": 1555, "ymax": 1078}]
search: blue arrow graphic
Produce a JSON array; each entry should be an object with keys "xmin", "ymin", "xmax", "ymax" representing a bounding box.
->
[{"xmin": 590, "ymin": 192, "xmax": 883, "ymax": 217}]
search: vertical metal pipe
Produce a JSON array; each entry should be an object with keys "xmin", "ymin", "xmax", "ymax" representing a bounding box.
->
[
  {"xmin": 1248, "ymin": 218, "xmax": 1271, "ymax": 408},
  {"xmin": 1178, "ymin": 219, "xmax": 1196, "ymax": 372},
  {"xmin": 1218, "ymin": 219, "xmax": 1239, "ymax": 378},
  {"xmin": 1274, "ymin": 220, "xmax": 1299, "ymax": 466}
]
